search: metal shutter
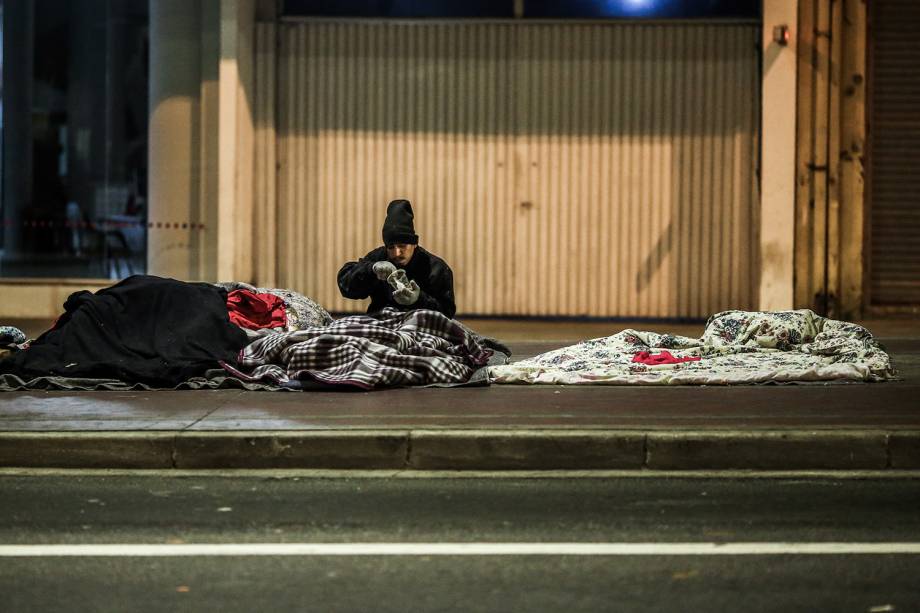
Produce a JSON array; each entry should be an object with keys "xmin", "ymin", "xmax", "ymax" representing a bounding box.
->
[
  {"xmin": 269, "ymin": 21, "xmax": 760, "ymax": 317},
  {"xmin": 869, "ymin": 0, "xmax": 920, "ymax": 305}
]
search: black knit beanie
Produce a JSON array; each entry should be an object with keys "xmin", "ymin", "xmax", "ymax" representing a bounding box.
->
[{"xmin": 381, "ymin": 199, "xmax": 419, "ymax": 245}]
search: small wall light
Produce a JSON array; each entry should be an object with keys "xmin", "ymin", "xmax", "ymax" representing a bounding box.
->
[{"xmin": 772, "ymin": 24, "xmax": 790, "ymax": 46}]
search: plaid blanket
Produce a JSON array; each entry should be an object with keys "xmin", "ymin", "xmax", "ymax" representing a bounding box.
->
[{"xmin": 223, "ymin": 308, "xmax": 493, "ymax": 389}]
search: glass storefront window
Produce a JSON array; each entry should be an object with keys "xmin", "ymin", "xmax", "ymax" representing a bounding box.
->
[{"xmin": 0, "ymin": 0, "xmax": 148, "ymax": 279}]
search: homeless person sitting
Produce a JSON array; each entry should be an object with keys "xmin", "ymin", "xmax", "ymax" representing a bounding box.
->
[{"xmin": 337, "ymin": 199, "xmax": 456, "ymax": 319}]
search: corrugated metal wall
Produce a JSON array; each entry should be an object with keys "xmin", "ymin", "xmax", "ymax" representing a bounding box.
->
[{"xmin": 265, "ymin": 21, "xmax": 759, "ymax": 317}]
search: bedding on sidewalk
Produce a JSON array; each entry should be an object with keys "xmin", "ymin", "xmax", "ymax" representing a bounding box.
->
[
  {"xmin": 490, "ymin": 309, "xmax": 895, "ymax": 385},
  {"xmin": 226, "ymin": 289, "xmax": 288, "ymax": 330},
  {"xmin": 214, "ymin": 281, "xmax": 333, "ymax": 331},
  {"xmin": 0, "ymin": 275, "xmax": 250, "ymax": 388},
  {"xmin": 0, "ymin": 277, "xmax": 505, "ymax": 391},
  {"xmin": 223, "ymin": 307, "xmax": 501, "ymax": 389}
]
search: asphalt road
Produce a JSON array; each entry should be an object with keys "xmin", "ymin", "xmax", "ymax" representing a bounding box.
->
[{"xmin": 1, "ymin": 473, "xmax": 919, "ymax": 612}]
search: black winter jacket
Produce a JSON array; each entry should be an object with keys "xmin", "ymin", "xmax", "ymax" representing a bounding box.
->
[{"xmin": 337, "ymin": 246, "xmax": 456, "ymax": 319}]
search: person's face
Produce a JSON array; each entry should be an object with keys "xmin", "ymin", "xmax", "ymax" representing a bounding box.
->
[{"xmin": 387, "ymin": 243, "xmax": 416, "ymax": 267}]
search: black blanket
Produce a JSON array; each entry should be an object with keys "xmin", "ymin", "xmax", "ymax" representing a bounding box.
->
[{"xmin": 0, "ymin": 275, "xmax": 249, "ymax": 387}]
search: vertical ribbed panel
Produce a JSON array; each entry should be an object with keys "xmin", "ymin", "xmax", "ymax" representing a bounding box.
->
[
  {"xmin": 870, "ymin": 0, "xmax": 920, "ymax": 305},
  {"xmin": 253, "ymin": 23, "xmax": 277, "ymax": 287},
  {"xmin": 271, "ymin": 22, "xmax": 759, "ymax": 317}
]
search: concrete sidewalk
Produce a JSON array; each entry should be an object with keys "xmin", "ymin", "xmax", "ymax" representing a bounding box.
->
[{"xmin": 1, "ymin": 325, "xmax": 918, "ymax": 471}]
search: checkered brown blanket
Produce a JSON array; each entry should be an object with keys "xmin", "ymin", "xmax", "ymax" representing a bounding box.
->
[{"xmin": 222, "ymin": 308, "xmax": 493, "ymax": 389}]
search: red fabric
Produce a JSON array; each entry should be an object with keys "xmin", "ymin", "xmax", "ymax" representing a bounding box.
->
[
  {"xmin": 226, "ymin": 289, "xmax": 287, "ymax": 330},
  {"xmin": 632, "ymin": 350, "xmax": 701, "ymax": 365}
]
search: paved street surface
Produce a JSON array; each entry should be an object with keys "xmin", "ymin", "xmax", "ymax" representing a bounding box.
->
[{"xmin": 1, "ymin": 473, "xmax": 918, "ymax": 611}]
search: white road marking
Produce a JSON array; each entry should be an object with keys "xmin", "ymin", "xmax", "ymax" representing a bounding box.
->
[
  {"xmin": 1, "ymin": 542, "xmax": 919, "ymax": 557},
  {"xmin": 4, "ymin": 467, "xmax": 920, "ymax": 479}
]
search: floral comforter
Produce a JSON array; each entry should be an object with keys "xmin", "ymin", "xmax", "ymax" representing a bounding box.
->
[{"xmin": 489, "ymin": 309, "xmax": 895, "ymax": 385}]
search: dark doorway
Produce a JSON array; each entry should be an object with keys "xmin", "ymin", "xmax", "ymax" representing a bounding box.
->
[{"xmin": 868, "ymin": 0, "xmax": 920, "ymax": 307}]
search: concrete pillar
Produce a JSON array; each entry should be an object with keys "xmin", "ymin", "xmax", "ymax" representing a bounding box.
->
[
  {"xmin": 218, "ymin": 0, "xmax": 255, "ymax": 282},
  {"xmin": 148, "ymin": 0, "xmax": 254, "ymax": 282},
  {"xmin": 147, "ymin": 0, "xmax": 203, "ymax": 279},
  {"xmin": 1, "ymin": 1, "xmax": 34, "ymax": 255},
  {"xmin": 197, "ymin": 0, "xmax": 222, "ymax": 282},
  {"xmin": 759, "ymin": 0, "xmax": 799, "ymax": 311}
]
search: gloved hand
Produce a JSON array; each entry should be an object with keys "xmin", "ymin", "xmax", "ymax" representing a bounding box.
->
[
  {"xmin": 392, "ymin": 279, "xmax": 421, "ymax": 305},
  {"xmin": 386, "ymin": 268, "xmax": 409, "ymax": 291},
  {"xmin": 372, "ymin": 260, "xmax": 397, "ymax": 281}
]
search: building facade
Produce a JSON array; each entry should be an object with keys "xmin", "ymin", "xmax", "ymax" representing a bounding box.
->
[{"xmin": 0, "ymin": 0, "xmax": 915, "ymax": 320}]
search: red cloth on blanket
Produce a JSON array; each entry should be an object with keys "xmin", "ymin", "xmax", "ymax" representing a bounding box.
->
[
  {"xmin": 226, "ymin": 289, "xmax": 287, "ymax": 330},
  {"xmin": 632, "ymin": 350, "xmax": 701, "ymax": 365}
]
